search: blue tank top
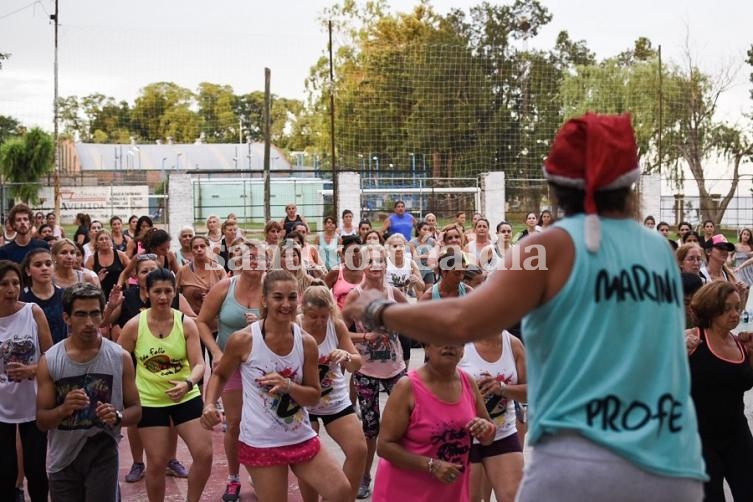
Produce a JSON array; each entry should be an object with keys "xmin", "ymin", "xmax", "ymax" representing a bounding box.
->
[
  {"xmin": 318, "ymin": 232, "xmax": 339, "ymax": 271},
  {"xmin": 217, "ymin": 276, "xmax": 260, "ymax": 351},
  {"xmin": 430, "ymin": 282, "xmax": 467, "ymax": 299},
  {"xmin": 388, "ymin": 213, "xmax": 414, "ymax": 241},
  {"xmin": 521, "ymin": 214, "xmax": 705, "ymax": 480}
]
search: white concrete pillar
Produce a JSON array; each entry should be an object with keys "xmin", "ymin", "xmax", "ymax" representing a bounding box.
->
[
  {"xmin": 167, "ymin": 172, "xmax": 193, "ymax": 249},
  {"xmin": 481, "ymin": 171, "xmax": 505, "ymax": 227},
  {"xmin": 337, "ymin": 171, "xmax": 361, "ymax": 224},
  {"xmin": 639, "ymin": 173, "xmax": 662, "ymax": 222}
]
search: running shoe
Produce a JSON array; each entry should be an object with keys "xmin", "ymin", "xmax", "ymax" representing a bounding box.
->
[
  {"xmin": 356, "ymin": 476, "xmax": 371, "ymax": 499},
  {"xmin": 125, "ymin": 462, "xmax": 145, "ymax": 483},
  {"xmin": 166, "ymin": 458, "xmax": 188, "ymax": 478},
  {"xmin": 222, "ymin": 481, "xmax": 241, "ymax": 502},
  {"xmin": 15, "ymin": 487, "xmax": 24, "ymax": 502}
]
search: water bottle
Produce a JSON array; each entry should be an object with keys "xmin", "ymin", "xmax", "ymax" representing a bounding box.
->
[{"xmin": 737, "ymin": 310, "xmax": 751, "ymax": 334}]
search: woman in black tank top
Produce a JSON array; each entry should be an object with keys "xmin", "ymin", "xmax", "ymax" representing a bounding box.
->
[
  {"xmin": 688, "ymin": 281, "xmax": 753, "ymax": 501},
  {"xmin": 84, "ymin": 230, "xmax": 129, "ymax": 298},
  {"xmin": 281, "ymin": 204, "xmax": 307, "ymax": 235}
]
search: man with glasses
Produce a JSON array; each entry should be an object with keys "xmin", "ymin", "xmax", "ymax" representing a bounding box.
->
[{"xmin": 36, "ymin": 283, "xmax": 141, "ymax": 502}]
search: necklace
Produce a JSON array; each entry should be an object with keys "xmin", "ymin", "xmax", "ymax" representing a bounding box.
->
[{"xmin": 150, "ymin": 313, "xmax": 172, "ymax": 339}]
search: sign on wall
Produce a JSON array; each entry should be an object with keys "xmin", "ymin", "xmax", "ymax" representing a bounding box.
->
[{"xmin": 38, "ymin": 186, "xmax": 150, "ymax": 224}]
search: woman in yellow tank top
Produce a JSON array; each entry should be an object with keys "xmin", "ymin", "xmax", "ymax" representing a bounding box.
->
[{"xmin": 118, "ymin": 267, "xmax": 212, "ymax": 502}]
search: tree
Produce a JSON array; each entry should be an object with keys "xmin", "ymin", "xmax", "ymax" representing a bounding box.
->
[
  {"xmin": 130, "ymin": 82, "xmax": 199, "ymax": 143},
  {"xmin": 0, "ymin": 127, "xmax": 55, "ymax": 204},
  {"xmin": 196, "ymin": 82, "xmax": 238, "ymax": 143},
  {"xmin": 0, "ymin": 115, "xmax": 22, "ymax": 145},
  {"xmin": 562, "ymin": 39, "xmax": 753, "ymax": 224},
  {"xmin": 0, "ymin": 52, "xmax": 9, "ymax": 69}
]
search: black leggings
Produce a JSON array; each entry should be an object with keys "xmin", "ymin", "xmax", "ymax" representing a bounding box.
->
[
  {"xmin": 702, "ymin": 425, "xmax": 753, "ymax": 502},
  {"xmin": 0, "ymin": 421, "xmax": 48, "ymax": 502}
]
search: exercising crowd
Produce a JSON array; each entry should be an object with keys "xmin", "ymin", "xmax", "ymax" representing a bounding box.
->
[
  {"xmin": 1, "ymin": 112, "xmax": 752, "ymax": 502},
  {"xmin": 0, "ymin": 200, "xmax": 528, "ymax": 502}
]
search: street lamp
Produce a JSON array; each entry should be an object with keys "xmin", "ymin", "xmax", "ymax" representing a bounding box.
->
[{"xmin": 373, "ymin": 156, "xmax": 379, "ymax": 188}]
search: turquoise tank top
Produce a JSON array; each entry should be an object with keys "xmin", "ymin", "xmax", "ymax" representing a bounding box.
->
[
  {"xmin": 521, "ymin": 214, "xmax": 705, "ymax": 480},
  {"xmin": 431, "ymin": 282, "xmax": 467, "ymax": 299},
  {"xmin": 318, "ymin": 232, "xmax": 339, "ymax": 271},
  {"xmin": 217, "ymin": 276, "xmax": 260, "ymax": 351}
]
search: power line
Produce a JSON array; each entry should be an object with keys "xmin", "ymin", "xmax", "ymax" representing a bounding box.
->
[{"xmin": 0, "ymin": 1, "xmax": 48, "ymax": 22}]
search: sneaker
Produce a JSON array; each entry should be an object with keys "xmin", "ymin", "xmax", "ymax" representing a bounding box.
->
[
  {"xmin": 356, "ymin": 476, "xmax": 371, "ymax": 499},
  {"xmin": 125, "ymin": 462, "xmax": 145, "ymax": 483},
  {"xmin": 222, "ymin": 481, "xmax": 241, "ymax": 502},
  {"xmin": 166, "ymin": 458, "xmax": 188, "ymax": 478},
  {"xmin": 15, "ymin": 487, "xmax": 25, "ymax": 502}
]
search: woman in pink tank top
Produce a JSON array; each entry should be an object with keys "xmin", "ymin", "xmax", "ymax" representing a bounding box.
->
[
  {"xmin": 372, "ymin": 342, "xmax": 495, "ymax": 502},
  {"xmin": 325, "ymin": 236, "xmax": 364, "ymax": 311}
]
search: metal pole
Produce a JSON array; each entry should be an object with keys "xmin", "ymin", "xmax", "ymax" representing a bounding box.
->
[
  {"xmin": 657, "ymin": 45, "xmax": 663, "ymax": 175},
  {"xmin": 263, "ymin": 68, "xmax": 271, "ymax": 222},
  {"xmin": 328, "ymin": 20, "xmax": 338, "ymax": 218},
  {"xmin": 52, "ymin": 0, "xmax": 61, "ymax": 222}
]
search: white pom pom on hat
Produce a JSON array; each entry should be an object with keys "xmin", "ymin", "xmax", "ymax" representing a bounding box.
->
[{"xmin": 543, "ymin": 113, "xmax": 641, "ymax": 252}]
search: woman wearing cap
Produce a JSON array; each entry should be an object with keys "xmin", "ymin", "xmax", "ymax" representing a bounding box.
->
[
  {"xmin": 345, "ymin": 113, "xmax": 706, "ymax": 501},
  {"xmin": 701, "ymin": 234, "xmax": 749, "ymax": 306},
  {"xmin": 686, "ymin": 281, "xmax": 753, "ymax": 501}
]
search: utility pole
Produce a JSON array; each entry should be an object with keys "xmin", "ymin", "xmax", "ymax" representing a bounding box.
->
[
  {"xmin": 263, "ymin": 68, "xmax": 271, "ymax": 222},
  {"xmin": 52, "ymin": 0, "xmax": 61, "ymax": 221},
  {"xmin": 328, "ymin": 20, "xmax": 338, "ymax": 218}
]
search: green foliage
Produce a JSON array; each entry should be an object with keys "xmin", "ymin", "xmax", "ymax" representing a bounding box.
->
[
  {"xmin": 0, "ymin": 127, "xmax": 54, "ymax": 204},
  {"xmin": 562, "ymin": 42, "xmax": 753, "ymax": 223},
  {"xmin": 57, "ymin": 83, "xmax": 306, "ymax": 151},
  {"xmin": 0, "ymin": 115, "xmax": 22, "ymax": 145}
]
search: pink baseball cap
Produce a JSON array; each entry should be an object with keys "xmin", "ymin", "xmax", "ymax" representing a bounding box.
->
[{"xmin": 704, "ymin": 234, "xmax": 735, "ymax": 251}]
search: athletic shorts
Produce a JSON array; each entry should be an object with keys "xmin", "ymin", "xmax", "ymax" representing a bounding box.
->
[
  {"xmin": 308, "ymin": 405, "xmax": 355, "ymax": 426},
  {"xmin": 470, "ymin": 432, "xmax": 522, "ymax": 462},
  {"xmin": 238, "ymin": 436, "xmax": 321, "ymax": 468},
  {"xmin": 138, "ymin": 395, "xmax": 203, "ymax": 428}
]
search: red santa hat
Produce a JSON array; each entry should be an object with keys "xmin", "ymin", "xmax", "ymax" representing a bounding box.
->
[{"xmin": 543, "ymin": 112, "xmax": 640, "ymax": 252}]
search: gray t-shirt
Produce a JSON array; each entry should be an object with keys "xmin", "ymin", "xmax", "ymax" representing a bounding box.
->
[{"xmin": 45, "ymin": 338, "xmax": 124, "ymax": 473}]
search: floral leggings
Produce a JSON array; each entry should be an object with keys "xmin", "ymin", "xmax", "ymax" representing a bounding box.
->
[{"xmin": 352, "ymin": 370, "xmax": 406, "ymax": 439}]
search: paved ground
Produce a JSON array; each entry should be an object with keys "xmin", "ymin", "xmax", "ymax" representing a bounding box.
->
[
  {"xmin": 118, "ymin": 348, "xmax": 430, "ymax": 501},
  {"xmin": 116, "ymin": 347, "xmax": 753, "ymax": 501}
]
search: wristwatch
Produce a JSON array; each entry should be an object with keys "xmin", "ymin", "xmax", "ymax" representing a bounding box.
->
[
  {"xmin": 113, "ymin": 410, "xmax": 123, "ymax": 426},
  {"xmin": 185, "ymin": 379, "xmax": 195, "ymax": 391},
  {"xmin": 363, "ymin": 298, "xmax": 396, "ymax": 332}
]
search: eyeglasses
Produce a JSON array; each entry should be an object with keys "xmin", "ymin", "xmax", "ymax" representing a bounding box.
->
[
  {"xmin": 136, "ymin": 253, "xmax": 158, "ymax": 261},
  {"xmin": 71, "ymin": 310, "xmax": 103, "ymax": 320}
]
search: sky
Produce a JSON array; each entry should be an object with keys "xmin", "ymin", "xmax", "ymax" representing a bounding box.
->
[{"xmin": 0, "ymin": 0, "xmax": 751, "ymax": 130}]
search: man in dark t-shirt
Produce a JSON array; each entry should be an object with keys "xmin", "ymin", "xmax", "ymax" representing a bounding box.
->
[{"xmin": 0, "ymin": 203, "xmax": 49, "ymax": 263}]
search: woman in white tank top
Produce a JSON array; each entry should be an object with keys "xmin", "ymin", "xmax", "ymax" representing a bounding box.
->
[
  {"xmin": 458, "ymin": 330, "xmax": 527, "ymax": 502},
  {"xmin": 342, "ymin": 244, "xmax": 410, "ymax": 498},
  {"xmin": 200, "ymin": 270, "xmax": 351, "ymax": 502},
  {"xmin": 385, "ymin": 234, "xmax": 425, "ymax": 297},
  {"xmin": 298, "ymin": 284, "xmax": 365, "ymax": 502}
]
